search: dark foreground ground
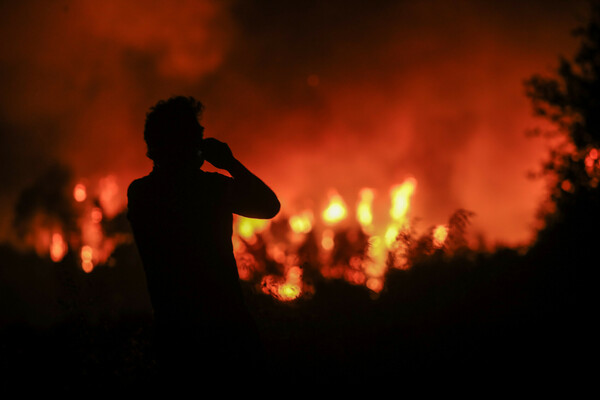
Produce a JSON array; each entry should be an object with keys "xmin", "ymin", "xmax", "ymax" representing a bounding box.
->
[{"xmin": 0, "ymin": 228, "xmax": 595, "ymax": 393}]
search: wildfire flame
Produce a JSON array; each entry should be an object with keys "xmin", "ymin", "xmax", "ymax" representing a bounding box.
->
[
  {"xmin": 357, "ymin": 188, "xmax": 374, "ymax": 232},
  {"xmin": 81, "ymin": 245, "xmax": 94, "ymax": 273},
  {"xmin": 73, "ymin": 183, "xmax": 87, "ymax": 203},
  {"xmin": 322, "ymin": 192, "xmax": 347, "ymax": 225},
  {"xmin": 389, "ymin": 178, "xmax": 417, "ymax": 223},
  {"xmin": 49, "ymin": 232, "xmax": 67, "ymax": 262},
  {"xmin": 289, "ymin": 210, "xmax": 313, "ymax": 234},
  {"xmin": 236, "ymin": 216, "xmax": 270, "ymax": 244},
  {"xmin": 37, "ymin": 170, "xmax": 453, "ymax": 301},
  {"xmin": 433, "ymin": 225, "xmax": 449, "ymax": 249}
]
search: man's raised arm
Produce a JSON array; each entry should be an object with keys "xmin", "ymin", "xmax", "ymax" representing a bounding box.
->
[{"xmin": 202, "ymin": 138, "xmax": 280, "ymax": 219}]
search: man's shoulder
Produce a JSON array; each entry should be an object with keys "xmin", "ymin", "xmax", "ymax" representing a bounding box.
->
[{"xmin": 127, "ymin": 175, "xmax": 152, "ymax": 196}]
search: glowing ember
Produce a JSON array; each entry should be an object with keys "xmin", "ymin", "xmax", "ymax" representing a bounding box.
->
[
  {"xmin": 585, "ymin": 148, "xmax": 600, "ymax": 180},
  {"xmin": 561, "ymin": 180, "xmax": 573, "ymax": 193},
  {"xmin": 90, "ymin": 207, "xmax": 103, "ymax": 224},
  {"xmin": 73, "ymin": 183, "xmax": 87, "ymax": 202},
  {"xmin": 321, "ymin": 229, "xmax": 335, "ymax": 250},
  {"xmin": 49, "ymin": 232, "xmax": 67, "ymax": 262},
  {"xmin": 261, "ymin": 265, "xmax": 304, "ymax": 301},
  {"xmin": 81, "ymin": 245, "xmax": 94, "ymax": 273},
  {"xmin": 236, "ymin": 251, "xmax": 257, "ymax": 281},
  {"xmin": 322, "ymin": 192, "xmax": 347, "ymax": 225},
  {"xmin": 279, "ymin": 265, "xmax": 303, "ymax": 301},
  {"xmin": 432, "ymin": 225, "xmax": 448, "ymax": 248},
  {"xmin": 366, "ymin": 277, "xmax": 384, "ymax": 293}
]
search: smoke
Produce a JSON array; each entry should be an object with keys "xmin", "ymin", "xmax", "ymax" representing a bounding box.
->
[
  {"xmin": 0, "ymin": 0, "xmax": 234, "ymax": 238},
  {"xmin": 0, "ymin": 0, "xmax": 591, "ymax": 246}
]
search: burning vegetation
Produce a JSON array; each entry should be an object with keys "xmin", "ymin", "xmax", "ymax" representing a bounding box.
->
[{"xmin": 14, "ymin": 164, "xmax": 475, "ymax": 305}]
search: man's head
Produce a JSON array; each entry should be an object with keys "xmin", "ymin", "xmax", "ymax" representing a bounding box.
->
[{"xmin": 144, "ymin": 96, "xmax": 205, "ymax": 168}]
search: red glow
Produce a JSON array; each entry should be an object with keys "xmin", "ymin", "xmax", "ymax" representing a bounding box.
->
[
  {"xmin": 49, "ymin": 232, "xmax": 67, "ymax": 262},
  {"xmin": 73, "ymin": 184, "xmax": 87, "ymax": 202},
  {"xmin": 81, "ymin": 245, "xmax": 94, "ymax": 273},
  {"xmin": 0, "ymin": 2, "xmax": 591, "ymax": 300},
  {"xmin": 90, "ymin": 207, "xmax": 103, "ymax": 224}
]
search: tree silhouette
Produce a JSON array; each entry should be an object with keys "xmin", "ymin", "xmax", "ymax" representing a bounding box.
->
[{"xmin": 525, "ymin": 1, "xmax": 600, "ymax": 248}]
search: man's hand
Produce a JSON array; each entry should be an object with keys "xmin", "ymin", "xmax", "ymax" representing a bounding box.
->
[{"xmin": 201, "ymin": 138, "xmax": 236, "ymax": 170}]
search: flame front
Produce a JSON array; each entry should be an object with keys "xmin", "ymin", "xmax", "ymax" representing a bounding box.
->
[
  {"xmin": 38, "ymin": 172, "xmax": 452, "ymax": 301},
  {"xmin": 389, "ymin": 178, "xmax": 417, "ymax": 223}
]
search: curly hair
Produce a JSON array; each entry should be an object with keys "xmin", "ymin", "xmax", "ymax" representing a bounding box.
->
[{"xmin": 144, "ymin": 96, "xmax": 205, "ymax": 164}]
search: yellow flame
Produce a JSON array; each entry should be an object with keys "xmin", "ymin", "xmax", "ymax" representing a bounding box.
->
[
  {"xmin": 289, "ymin": 210, "xmax": 313, "ymax": 234},
  {"xmin": 357, "ymin": 188, "xmax": 374, "ymax": 229},
  {"xmin": 384, "ymin": 224, "xmax": 400, "ymax": 248},
  {"xmin": 390, "ymin": 178, "xmax": 416, "ymax": 222},
  {"xmin": 236, "ymin": 216, "xmax": 270, "ymax": 242},
  {"xmin": 261, "ymin": 266, "xmax": 303, "ymax": 302},
  {"xmin": 278, "ymin": 283, "xmax": 301, "ymax": 300},
  {"xmin": 432, "ymin": 225, "xmax": 448, "ymax": 248},
  {"xmin": 280, "ymin": 266, "xmax": 303, "ymax": 300},
  {"xmin": 322, "ymin": 192, "xmax": 347, "ymax": 225}
]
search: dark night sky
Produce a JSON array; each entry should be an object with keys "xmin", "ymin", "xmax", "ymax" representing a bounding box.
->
[{"xmin": 0, "ymin": 0, "xmax": 591, "ymax": 247}]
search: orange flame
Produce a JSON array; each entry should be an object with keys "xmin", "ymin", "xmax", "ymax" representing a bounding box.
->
[
  {"xmin": 356, "ymin": 188, "xmax": 374, "ymax": 231},
  {"xmin": 73, "ymin": 183, "xmax": 87, "ymax": 202},
  {"xmin": 261, "ymin": 265, "xmax": 304, "ymax": 301},
  {"xmin": 322, "ymin": 191, "xmax": 347, "ymax": 225},
  {"xmin": 433, "ymin": 225, "xmax": 448, "ymax": 249},
  {"xmin": 81, "ymin": 245, "xmax": 94, "ymax": 273},
  {"xmin": 49, "ymin": 232, "xmax": 67, "ymax": 262},
  {"xmin": 390, "ymin": 178, "xmax": 417, "ymax": 223},
  {"xmin": 289, "ymin": 210, "xmax": 313, "ymax": 234}
]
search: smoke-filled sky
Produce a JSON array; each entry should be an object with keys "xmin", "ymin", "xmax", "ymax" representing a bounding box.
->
[{"xmin": 0, "ymin": 0, "xmax": 591, "ymax": 247}]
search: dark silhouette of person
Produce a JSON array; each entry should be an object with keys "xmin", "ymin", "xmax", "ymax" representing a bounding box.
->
[{"xmin": 126, "ymin": 96, "xmax": 280, "ymax": 386}]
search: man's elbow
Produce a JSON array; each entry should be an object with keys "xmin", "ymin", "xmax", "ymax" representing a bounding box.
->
[{"xmin": 265, "ymin": 196, "xmax": 281, "ymax": 219}]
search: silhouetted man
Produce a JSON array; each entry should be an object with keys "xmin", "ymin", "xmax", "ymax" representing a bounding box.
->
[{"xmin": 127, "ymin": 96, "xmax": 280, "ymax": 385}]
